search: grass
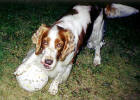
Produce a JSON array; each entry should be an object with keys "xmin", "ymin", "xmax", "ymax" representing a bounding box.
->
[{"xmin": 0, "ymin": 2, "xmax": 140, "ymax": 100}]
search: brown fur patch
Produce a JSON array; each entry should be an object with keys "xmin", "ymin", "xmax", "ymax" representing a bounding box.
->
[
  {"xmin": 57, "ymin": 26, "xmax": 75, "ymax": 61},
  {"xmin": 55, "ymin": 38, "xmax": 64, "ymax": 49},
  {"xmin": 32, "ymin": 24, "xmax": 50, "ymax": 55},
  {"xmin": 55, "ymin": 38, "xmax": 64, "ymax": 59},
  {"xmin": 72, "ymin": 28, "xmax": 85, "ymax": 63},
  {"xmin": 105, "ymin": 4, "xmax": 116, "ymax": 16},
  {"xmin": 41, "ymin": 37, "xmax": 50, "ymax": 49}
]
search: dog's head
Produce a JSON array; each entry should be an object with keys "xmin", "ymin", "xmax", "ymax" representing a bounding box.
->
[{"xmin": 32, "ymin": 24, "xmax": 74, "ymax": 70}]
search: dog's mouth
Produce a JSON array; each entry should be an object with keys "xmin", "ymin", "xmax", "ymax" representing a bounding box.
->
[
  {"xmin": 41, "ymin": 62, "xmax": 51, "ymax": 69},
  {"xmin": 44, "ymin": 63, "xmax": 51, "ymax": 69}
]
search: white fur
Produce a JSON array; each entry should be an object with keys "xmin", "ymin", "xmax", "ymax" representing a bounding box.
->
[{"xmin": 57, "ymin": 5, "xmax": 92, "ymax": 48}]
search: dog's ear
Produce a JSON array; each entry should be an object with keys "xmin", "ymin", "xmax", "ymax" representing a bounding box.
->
[
  {"xmin": 105, "ymin": 3, "xmax": 139, "ymax": 18},
  {"xmin": 57, "ymin": 26, "xmax": 75, "ymax": 61},
  {"xmin": 32, "ymin": 24, "xmax": 50, "ymax": 55}
]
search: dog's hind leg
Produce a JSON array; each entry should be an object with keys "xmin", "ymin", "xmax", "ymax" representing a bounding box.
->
[
  {"xmin": 87, "ymin": 9, "xmax": 105, "ymax": 66},
  {"xmin": 93, "ymin": 44, "xmax": 102, "ymax": 66}
]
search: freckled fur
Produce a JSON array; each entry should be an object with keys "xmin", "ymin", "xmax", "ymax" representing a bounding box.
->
[
  {"xmin": 55, "ymin": 38, "xmax": 64, "ymax": 59},
  {"xmin": 41, "ymin": 37, "xmax": 50, "ymax": 49},
  {"xmin": 32, "ymin": 24, "xmax": 50, "ymax": 55},
  {"xmin": 57, "ymin": 27, "xmax": 75, "ymax": 61}
]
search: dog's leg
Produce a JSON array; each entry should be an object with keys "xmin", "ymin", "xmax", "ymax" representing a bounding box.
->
[
  {"xmin": 48, "ymin": 64, "xmax": 72, "ymax": 95},
  {"xmin": 93, "ymin": 40, "xmax": 105, "ymax": 66},
  {"xmin": 93, "ymin": 45, "xmax": 101, "ymax": 66},
  {"xmin": 48, "ymin": 73, "xmax": 62, "ymax": 95},
  {"xmin": 14, "ymin": 64, "xmax": 29, "ymax": 76},
  {"xmin": 87, "ymin": 10, "xmax": 105, "ymax": 66},
  {"xmin": 61, "ymin": 64, "xmax": 72, "ymax": 82}
]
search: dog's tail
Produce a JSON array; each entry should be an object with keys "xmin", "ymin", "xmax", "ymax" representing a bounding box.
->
[{"xmin": 104, "ymin": 3, "xmax": 139, "ymax": 18}]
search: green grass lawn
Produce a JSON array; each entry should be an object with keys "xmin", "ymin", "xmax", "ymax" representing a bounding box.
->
[{"xmin": 0, "ymin": 3, "xmax": 140, "ymax": 100}]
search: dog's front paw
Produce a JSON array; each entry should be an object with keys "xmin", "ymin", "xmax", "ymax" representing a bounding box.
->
[
  {"xmin": 14, "ymin": 69, "xmax": 25, "ymax": 76},
  {"xmin": 14, "ymin": 65, "xmax": 27, "ymax": 76},
  {"xmin": 48, "ymin": 81, "xmax": 59, "ymax": 95},
  {"xmin": 93, "ymin": 56, "xmax": 101, "ymax": 66}
]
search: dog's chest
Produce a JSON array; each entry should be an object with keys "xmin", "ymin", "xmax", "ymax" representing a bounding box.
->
[{"xmin": 46, "ymin": 62, "xmax": 66, "ymax": 78}]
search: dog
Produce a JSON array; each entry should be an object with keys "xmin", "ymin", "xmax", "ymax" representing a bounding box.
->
[{"xmin": 14, "ymin": 3, "xmax": 139, "ymax": 95}]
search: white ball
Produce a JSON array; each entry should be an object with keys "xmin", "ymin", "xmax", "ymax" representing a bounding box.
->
[{"xmin": 15, "ymin": 65, "xmax": 48, "ymax": 92}]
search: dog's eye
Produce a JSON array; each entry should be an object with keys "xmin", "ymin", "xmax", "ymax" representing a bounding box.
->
[
  {"xmin": 44, "ymin": 42, "xmax": 48, "ymax": 45},
  {"xmin": 56, "ymin": 43, "xmax": 62, "ymax": 48},
  {"xmin": 43, "ymin": 41, "xmax": 48, "ymax": 45}
]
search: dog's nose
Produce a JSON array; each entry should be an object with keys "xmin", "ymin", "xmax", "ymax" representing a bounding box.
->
[{"xmin": 45, "ymin": 59, "xmax": 53, "ymax": 65}]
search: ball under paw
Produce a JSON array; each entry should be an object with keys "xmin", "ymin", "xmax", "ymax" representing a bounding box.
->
[{"xmin": 15, "ymin": 65, "xmax": 48, "ymax": 92}]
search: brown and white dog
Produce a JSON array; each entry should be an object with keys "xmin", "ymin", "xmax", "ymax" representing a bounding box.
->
[{"xmin": 15, "ymin": 4, "xmax": 139, "ymax": 95}]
